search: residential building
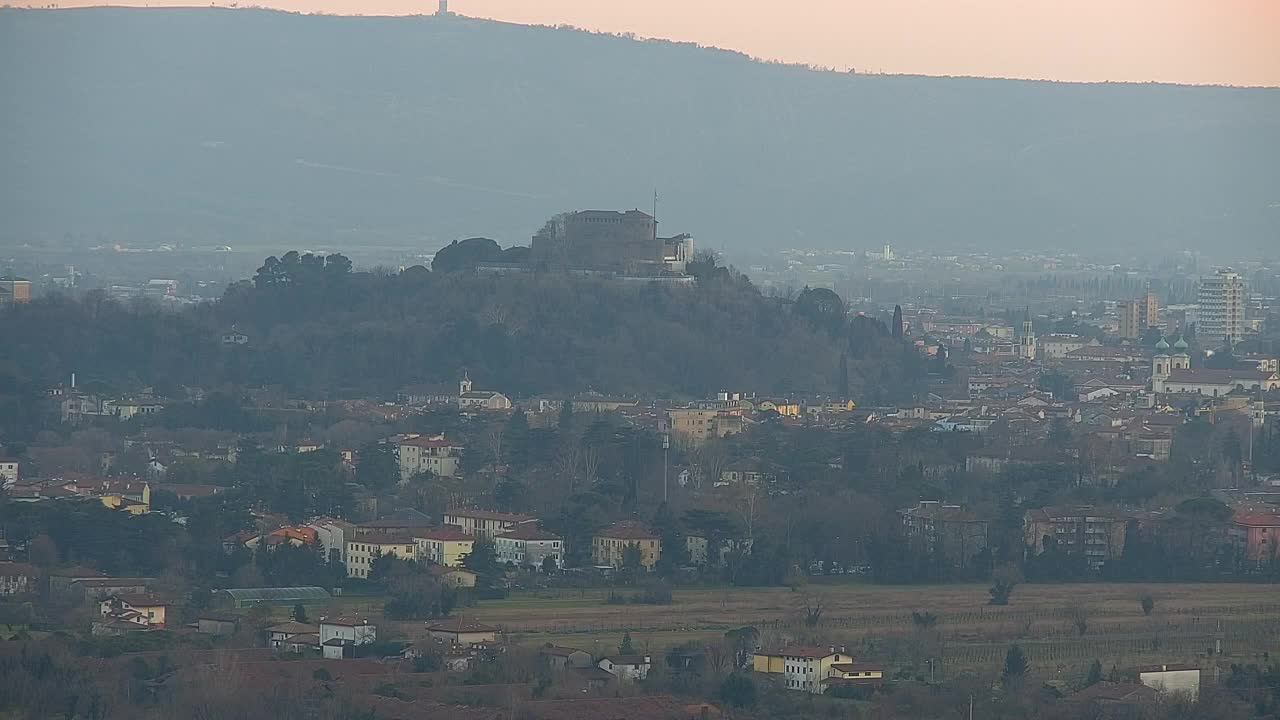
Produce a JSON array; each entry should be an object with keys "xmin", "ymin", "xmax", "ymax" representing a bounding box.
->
[
  {"xmin": 0, "ymin": 562, "xmax": 37, "ymax": 596},
  {"xmin": 899, "ymin": 500, "xmax": 990, "ymax": 568},
  {"xmin": 821, "ymin": 662, "xmax": 885, "ymax": 693},
  {"xmin": 266, "ymin": 621, "xmax": 320, "ymax": 650},
  {"xmin": 443, "ymin": 508, "xmax": 537, "ymax": 540},
  {"xmin": 593, "ymin": 520, "xmax": 661, "ymax": 570},
  {"xmin": 539, "ymin": 645, "xmax": 593, "ymax": 672},
  {"xmin": 494, "ymin": 524, "xmax": 563, "ymax": 569},
  {"xmin": 103, "ymin": 398, "xmax": 165, "ymax": 422},
  {"xmin": 1118, "ymin": 301, "xmax": 1142, "ymax": 340},
  {"xmin": 356, "ymin": 510, "xmax": 435, "ymax": 537},
  {"xmin": 221, "ymin": 331, "xmax": 249, "ymax": 346},
  {"xmin": 1142, "ymin": 290, "xmax": 1161, "ymax": 330},
  {"xmin": 753, "ymin": 399, "xmax": 801, "ymax": 417},
  {"xmin": 195, "ymin": 612, "xmax": 241, "ymax": 636},
  {"xmin": 1230, "ymin": 513, "xmax": 1280, "ymax": 565},
  {"xmin": 718, "ymin": 459, "xmax": 779, "ymax": 487},
  {"xmin": 100, "ymin": 594, "xmax": 170, "ymax": 628},
  {"xmin": 0, "ymin": 458, "xmax": 18, "ymax": 488},
  {"xmin": 669, "ymin": 408, "xmax": 744, "ymax": 446},
  {"xmin": 308, "ymin": 518, "xmax": 355, "ymax": 563},
  {"xmin": 0, "ymin": 278, "xmax": 32, "ymax": 306},
  {"xmin": 426, "ymin": 618, "xmax": 498, "ymax": 645},
  {"xmin": 319, "ymin": 617, "xmax": 376, "ymax": 659},
  {"xmin": 598, "ymin": 655, "xmax": 652, "ymax": 682},
  {"xmin": 753, "ymin": 646, "xmax": 856, "ymax": 694},
  {"xmin": 344, "ymin": 534, "xmax": 416, "ymax": 579},
  {"xmin": 396, "ymin": 435, "xmax": 463, "ymax": 480},
  {"xmin": 413, "ymin": 526, "xmax": 475, "ymax": 568},
  {"xmin": 1199, "ymin": 269, "xmax": 1246, "ymax": 348},
  {"xmin": 1024, "ymin": 506, "xmax": 1128, "ymax": 568},
  {"xmin": 427, "ymin": 565, "xmax": 477, "ymax": 588},
  {"xmin": 1038, "ymin": 334, "xmax": 1091, "ymax": 359},
  {"xmin": 1138, "ymin": 665, "xmax": 1200, "ymax": 700}
]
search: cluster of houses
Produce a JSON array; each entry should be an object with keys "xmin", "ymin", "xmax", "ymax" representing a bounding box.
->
[
  {"xmin": 222, "ymin": 510, "xmax": 673, "ymax": 580},
  {"xmin": 900, "ymin": 496, "xmax": 1280, "ymax": 572}
]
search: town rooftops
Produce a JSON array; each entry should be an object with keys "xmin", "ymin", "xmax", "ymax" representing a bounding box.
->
[
  {"xmin": 1165, "ymin": 368, "xmax": 1274, "ymax": 383},
  {"xmin": 350, "ymin": 533, "xmax": 415, "ymax": 546},
  {"xmin": 416, "ymin": 526, "xmax": 473, "ymax": 542},
  {"xmin": 1136, "ymin": 663, "xmax": 1200, "ymax": 673},
  {"xmin": 445, "ymin": 508, "xmax": 535, "ymax": 523},
  {"xmin": 757, "ymin": 646, "xmax": 844, "ymax": 659},
  {"xmin": 539, "ymin": 645, "xmax": 587, "ymax": 657},
  {"xmin": 496, "ymin": 525, "xmax": 562, "ymax": 542},
  {"xmin": 600, "ymin": 655, "xmax": 650, "ymax": 666},
  {"xmin": 596, "ymin": 519, "xmax": 658, "ymax": 540},
  {"xmin": 359, "ymin": 516, "xmax": 435, "ymax": 530},
  {"xmin": 112, "ymin": 593, "xmax": 171, "ymax": 607},
  {"xmin": 1068, "ymin": 682, "xmax": 1159, "ymax": 704},
  {"xmin": 426, "ymin": 618, "xmax": 497, "ymax": 634},
  {"xmin": 830, "ymin": 662, "xmax": 884, "ymax": 673},
  {"xmin": 397, "ymin": 436, "xmax": 462, "ymax": 449},
  {"xmin": 319, "ymin": 616, "xmax": 372, "ymax": 627},
  {"xmin": 0, "ymin": 562, "xmax": 38, "ymax": 577},
  {"xmin": 265, "ymin": 621, "xmax": 319, "ymax": 635},
  {"xmin": 1233, "ymin": 513, "xmax": 1280, "ymax": 527}
]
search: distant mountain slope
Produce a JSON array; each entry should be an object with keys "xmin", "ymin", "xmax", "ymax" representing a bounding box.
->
[{"xmin": 1, "ymin": 7, "xmax": 1278, "ymax": 256}]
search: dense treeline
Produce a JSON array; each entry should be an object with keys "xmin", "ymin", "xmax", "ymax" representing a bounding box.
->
[{"xmin": 0, "ymin": 253, "xmax": 921, "ymax": 408}]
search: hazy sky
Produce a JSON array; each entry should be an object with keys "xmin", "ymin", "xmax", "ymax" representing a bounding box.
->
[{"xmin": 32, "ymin": 0, "xmax": 1280, "ymax": 86}]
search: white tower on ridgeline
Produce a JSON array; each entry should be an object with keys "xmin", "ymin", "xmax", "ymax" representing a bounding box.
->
[
  {"xmin": 436, "ymin": 0, "xmax": 449, "ymax": 16},
  {"xmin": 459, "ymin": 370, "xmax": 472, "ymax": 396}
]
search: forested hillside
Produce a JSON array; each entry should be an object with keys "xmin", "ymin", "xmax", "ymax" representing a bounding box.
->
[
  {"xmin": 2, "ymin": 8, "xmax": 1278, "ymax": 255},
  {"xmin": 0, "ymin": 255, "xmax": 920, "ymax": 408}
]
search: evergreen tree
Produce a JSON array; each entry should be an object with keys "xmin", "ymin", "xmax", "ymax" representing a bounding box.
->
[
  {"xmin": 1086, "ymin": 659, "xmax": 1102, "ymax": 687},
  {"xmin": 293, "ymin": 603, "xmax": 309, "ymax": 623},
  {"xmin": 619, "ymin": 631, "xmax": 636, "ymax": 655},
  {"xmin": 1002, "ymin": 644, "xmax": 1028, "ymax": 684},
  {"xmin": 892, "ymin": 305, "xmax": 904, "ymax": 339},
  {"xmin": 559, "ymin": 400, "xmax": 574, "ymax": 430}
]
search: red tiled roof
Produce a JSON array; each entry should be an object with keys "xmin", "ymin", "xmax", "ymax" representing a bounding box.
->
[
  {"xmin": 759, "ymin": 646, "xmax": 843, "ymax": 659},
  {"xmin": 1234, "ymin": 513, "xmax": 1280, "ymax": 528}
]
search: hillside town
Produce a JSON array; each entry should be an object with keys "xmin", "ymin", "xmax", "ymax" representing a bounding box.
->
[{"xmin": 2, "ymin": 223, "xmax": 1279, "ymax": 719}]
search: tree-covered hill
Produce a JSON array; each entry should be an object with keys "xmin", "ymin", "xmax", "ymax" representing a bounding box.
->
[
  {"xmin": 0, "ymin": 256, "xmax": 920, "ymax": 404},
  {"xmin": 2, "ymin": 7, "xmax": 1277, "ymax": 256}
]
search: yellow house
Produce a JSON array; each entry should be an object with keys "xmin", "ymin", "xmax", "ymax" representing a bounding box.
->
[
  {"xmin": 592, "ymin": 520, "xmax": 661, "ymax": 570},
  {"xmin": 344, "ymin": 534, "xmax": 416, "ymax": 579},
  {"xmin": 754, "ymin": 399, "xmax": 801, "ymax": 417},
  {"xmin": 752, "ymin": 646, "xmax": 856, "ymax": 694},
  {"xmin": 72, "ymin": 479, "xmax": 150, "ymax": 514},
  {"xmin": 414, "ymin": 527, "xmax": 475, "ymax": 568},
  {"xmin": 426, "ymin": 618, "xmax": 498, "ymax": 645},
  {"xmin": 100, "ymin": 593, "xmax": 170, "ymax": 628},
  {"xmin": 428, "ymin": 565, "xmax": 478, "ymax": 588}
]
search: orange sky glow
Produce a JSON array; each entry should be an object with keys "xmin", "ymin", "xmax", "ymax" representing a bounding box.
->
[{"xmin": 24, "ymin": 0, "xmax": 1280, "ymax": 86}]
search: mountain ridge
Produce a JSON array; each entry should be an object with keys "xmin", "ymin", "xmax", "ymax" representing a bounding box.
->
[{"xmin": 2, "ymin": 7, "xmax": 1278, "ymax": 257}]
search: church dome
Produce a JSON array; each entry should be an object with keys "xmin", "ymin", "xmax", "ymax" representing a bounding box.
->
[
  {"xmin": 1154, "ymin": 337, "xmax": 1170, "ymax": 353},
  {"xmin": 1173, "ymin": 336, "xmax": 1189, "ymax": 351}
]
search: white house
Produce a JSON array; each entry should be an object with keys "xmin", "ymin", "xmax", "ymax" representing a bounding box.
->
[
  {"xmin": 221, "ymin": 331, "xmax": 249, "ymax": 346},
  {"xmin": 1154, "ymin": 369, "xmax": 1280, "ymax": 396},
  {"xmin": 598, "ymin": 655, "xmax": 651, "ymax": 682},
  {"xmin": 396, "ymin": 435, "xmax": 463, "ymax": 480},
  {"xmin": 318, "ymin": 617, "xmax": 376, "ymax": 659},
  {"xmin": 494, "ymin": 525, "xmax": 563, "ymax": 569},
  {"xmin": 0, "ymin": 458, "xmax": 18, "ymax": 488}
]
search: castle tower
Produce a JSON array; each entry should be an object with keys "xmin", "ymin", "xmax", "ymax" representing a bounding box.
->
[{"xmin": 459, "ymin": 371, "xmax": 472, "ymax": 396}]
